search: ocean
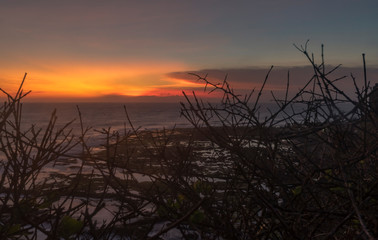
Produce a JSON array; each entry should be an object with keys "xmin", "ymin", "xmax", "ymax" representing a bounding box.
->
[
  {"xmin": 20, "ymin": 102, "xmax": 188, "ymax": 150},
  {"xmin": 21, "ymin": 102, "xmax": 187, "ymax": 130},
  {"xmin": 18, "ymin": 101, "xmax": 355, "ymax": 150}
]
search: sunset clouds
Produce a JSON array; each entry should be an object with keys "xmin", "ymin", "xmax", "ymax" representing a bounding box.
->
[{"xmin": 167, "ymin": 65, "xmax": 378, "ymax": 101}]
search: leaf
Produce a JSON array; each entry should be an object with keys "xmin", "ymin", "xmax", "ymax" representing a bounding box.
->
[
  {"xmin": 58, "ymin": 216, "xmax": 83, "ymax": 239},
  {"xmin": 292, "ymin": 186, "xmax": 302, "ymax": 196},
  {"xmin": 330, "ymin": 187, "xmax": 345, "ymax": 193},
  {"xmin": 8, "ymin": 224, "xmax": 21, "ymax": 235},
  {"xmin": 189, "ymin": 210, "xmax": 205, "ymax": 224}
]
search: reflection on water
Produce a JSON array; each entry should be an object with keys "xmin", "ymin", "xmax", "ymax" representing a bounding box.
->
[
  {"xmin": 21, "ymin": 102, "xmax": 187, "ymax": 130},
  {"xmin": 20, "ymin": 102, "xmax": 188, "ymax": 149}
]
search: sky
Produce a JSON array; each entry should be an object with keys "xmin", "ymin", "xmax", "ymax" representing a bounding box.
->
[{"xmin": 1, "ymin": 0, "xmax": 377, "ymax": 102}]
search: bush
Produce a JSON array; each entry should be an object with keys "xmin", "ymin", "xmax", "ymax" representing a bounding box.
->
[
  {"xmin": 179, "ymin": 42, "xmax": 378, "ymax": 239},
  {"xmin": 0, "ymin": 43, "xmax": 377, "ymax": 239}
]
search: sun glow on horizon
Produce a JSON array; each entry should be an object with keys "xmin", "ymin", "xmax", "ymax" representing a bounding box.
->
[{"xmin": 0, "ymin": 61, "xmax": 196, "ymax": 100}]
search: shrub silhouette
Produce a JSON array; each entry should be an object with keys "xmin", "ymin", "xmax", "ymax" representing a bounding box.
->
[
  {"xmin": 178, "ymin": 43, "xmax": 378, "ymax": 239},
  {"xmin": 0, "ymin": 43, "xmax": 377, "ymax": 239}
]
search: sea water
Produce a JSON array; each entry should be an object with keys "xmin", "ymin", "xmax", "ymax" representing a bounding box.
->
[
  {"xmin": 18, "ymin": 101, "xmax": 355, "ymax": 150},
  {"xmin": 21, "ymin": 102, "xmax": 187, "ymax": 130},
  {"xmin": 19, "ymin": 102, "xmax": 187, "ymax": 148}
]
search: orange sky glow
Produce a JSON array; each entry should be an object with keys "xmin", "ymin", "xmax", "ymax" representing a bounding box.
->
[
  {"xmin": 0, "ymin": 62, "xmax": 207, "ymax": 101},
  {"xmin": 1, "ymin": 1, "xmax": 377, "ymax": 102}
]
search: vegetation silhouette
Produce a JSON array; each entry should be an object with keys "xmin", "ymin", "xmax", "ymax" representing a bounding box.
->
[{"xmin": 0, "ymin": 43, "xmax": 377, "ymax": 239}]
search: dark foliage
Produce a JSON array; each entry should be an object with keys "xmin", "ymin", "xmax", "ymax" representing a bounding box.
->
[{"xmin": 0, "ymin": 44, "xmax": 377, "ymax": 239}]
